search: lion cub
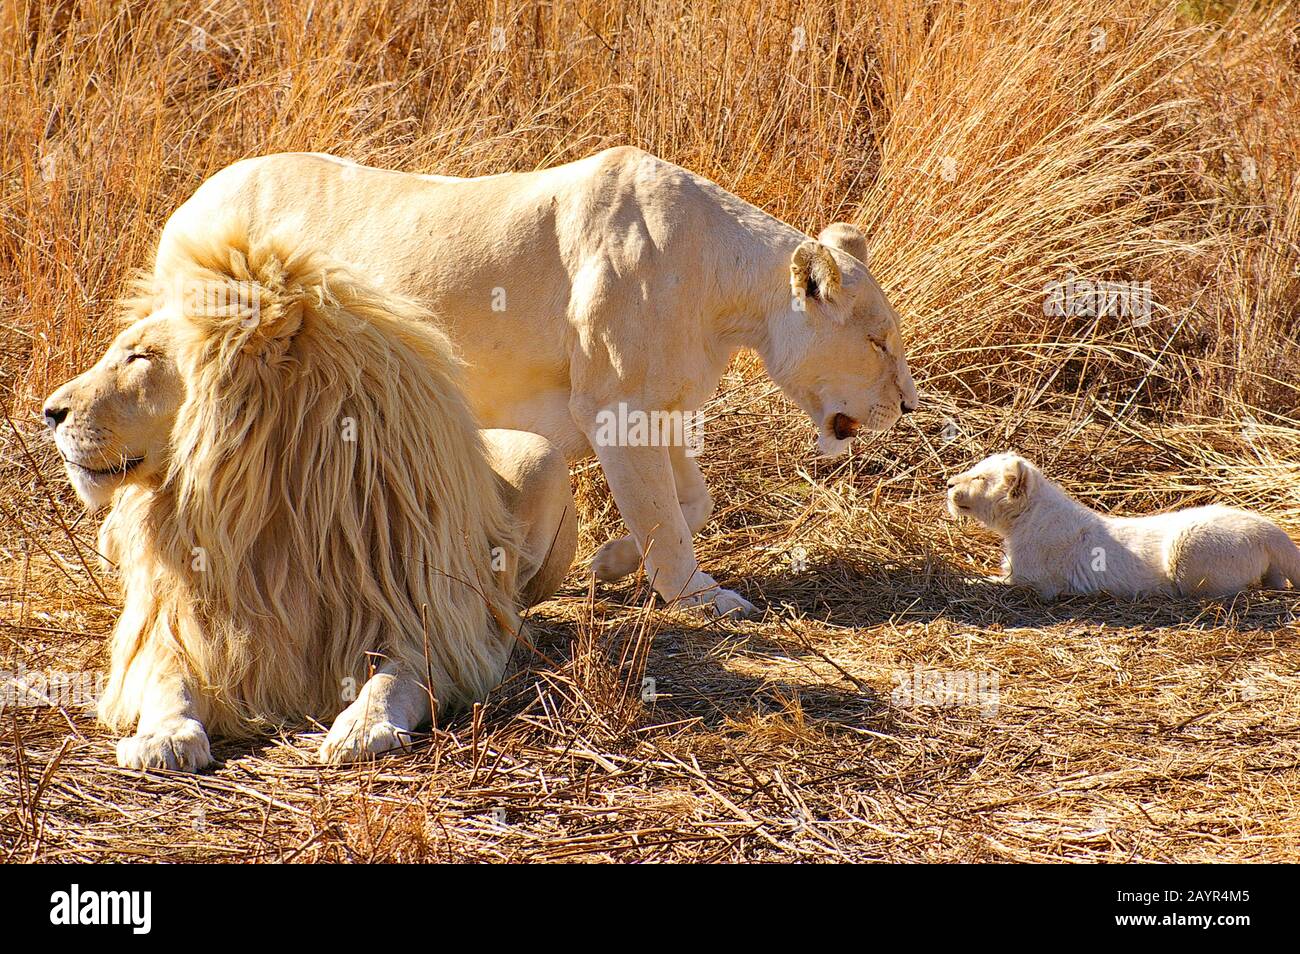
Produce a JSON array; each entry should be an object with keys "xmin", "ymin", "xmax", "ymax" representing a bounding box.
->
[{"xmin": 947, "ymin": 453, "xmax": 1300, "ymax": 599}]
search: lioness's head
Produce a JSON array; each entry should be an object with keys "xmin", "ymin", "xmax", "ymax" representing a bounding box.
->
[
  {"xmin": 43, "ymin": 313, "xmax": 181, "ymax": 509},
  {"xmin": 946, "ymin": 453, "xmax": 1042, "ymax": 532},
  {"xmin": 769, "ymin": 222, "xmax": 919, "ymax": 457}
]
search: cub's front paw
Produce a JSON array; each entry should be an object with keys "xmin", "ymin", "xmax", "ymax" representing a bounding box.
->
[
  {"xmin": 116, "ymin": 718, "xmax": 212, "ymax": 773},
  {"xmin": 591, "ymin": 536, "xmax": 641, "ymax": 581},
  {"xmin": 319, "ymin": 708, "xmax": 412, "ymax": 764}
]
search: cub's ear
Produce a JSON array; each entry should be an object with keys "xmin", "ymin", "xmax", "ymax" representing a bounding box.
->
[
  {"xmin": 817, "ymin": 222, "xmax": 868, "ymax": 264},
  {"xmin": 790, "ymin": 240, "xmax": 842, "ymax": 304},
  {"xmin": 1004, "ymin": 457, "xmax": 1034, "ymax": 498}
]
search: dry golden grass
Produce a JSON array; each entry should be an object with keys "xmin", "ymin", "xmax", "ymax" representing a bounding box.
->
[{"xmin": 3, "ymin": 0, "xmax": 1300, "ymax": 861}]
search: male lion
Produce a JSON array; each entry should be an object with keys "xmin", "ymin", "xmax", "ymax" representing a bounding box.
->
[
  {"xmin": 154, "ymin": 147, "xmax": 920, "ymax": 617},
  {"xmin": 43, "ymin": 223, "xmax": 576, "ymax": 771},
  {"xmin": 948, "ymin": 453, "xmax": 1300, "ymax": 599}
]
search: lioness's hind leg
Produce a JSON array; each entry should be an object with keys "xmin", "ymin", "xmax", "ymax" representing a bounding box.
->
[
  {"xmin": 483, "ymin": 429, "xmax": 578, "ymax": 607},
  {"xmin": 591, "ymin": 536, "xmax": 641, "ymax": 581},
  {"xmin": 319, "ymin": 663, "xmax": 431, "ymax": 764},
  {"xmin": 1172, "ymin": 535, "xmax": 1266, "ymax": 598}
]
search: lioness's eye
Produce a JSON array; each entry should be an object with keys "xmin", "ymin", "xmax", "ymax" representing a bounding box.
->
[{"xmin": 125, "ymin": 352, "xmax": 149, "ymax": 364}]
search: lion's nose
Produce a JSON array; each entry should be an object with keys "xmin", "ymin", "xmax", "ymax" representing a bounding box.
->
[
  {"xmin": 901, "ymin": 399, "xmax": 916, "ymax": 414},
  {"xmin": 43, "ymin": 404, "xmax": 69, "ymax": 430},
  {"xmin": 946, "ymin": 477, "xmax": 957, "ymax": 488}
]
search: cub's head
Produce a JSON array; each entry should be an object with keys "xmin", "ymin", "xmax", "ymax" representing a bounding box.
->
[
  {"xmin": 946, "ymin": 453, "xmax": 1042, "ymax": 532},
  {"xmin": 769, "ymin": 222, "xmax": 919, "ymax": 457},
  {"xmin": 43, "ymin": 312, "xmax": 182, "ymax": 509}
]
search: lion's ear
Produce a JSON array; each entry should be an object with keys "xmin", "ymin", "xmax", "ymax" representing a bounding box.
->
[
  {"xmin": 817, "ymin": 222, "xmax": 868, "ymax": 264},
  {"xmin": 183, "ymin": 262, "xmax": 312, "ymax": 364},
  {"xmin": 239, "ymin": 288, "xmax": 308, "ymax": 361},
  {"xmin": 790, "ymin": 240, "xmax": 842, "ymax": 304}
]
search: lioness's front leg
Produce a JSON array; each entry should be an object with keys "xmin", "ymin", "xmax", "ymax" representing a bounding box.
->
[
  {"xmin": 319, "ymin": 662, "xmax": 432, "ymax": 764},
  {"xmin": 585, "ymin": 435, "xmax": 753, "ymax": 617},
  {"xmin": 592, "ymin": 443, "xmax": 713, "ymax": 582},
  {"xmin": 115, "ymin": 668, "xmax": 213, "ymax": 773}
]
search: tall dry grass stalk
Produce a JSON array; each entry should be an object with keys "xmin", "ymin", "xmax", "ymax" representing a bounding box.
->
[{"xmin": 5, "ymin": 1, "xmax": 1295, "ymax": 419}]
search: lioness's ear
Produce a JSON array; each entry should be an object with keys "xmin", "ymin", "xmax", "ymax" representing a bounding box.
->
[
  {"xmin": 817, "ymin": 222, "xmax": 868, "ymax": 264},
  {"xmin": 790, "ymin": 240, "xmax": 842, "ymax": 303}
]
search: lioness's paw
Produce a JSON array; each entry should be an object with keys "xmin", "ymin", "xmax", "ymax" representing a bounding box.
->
[
  {"xmin": 709, "ymin": 588, "xmax": 757, "ymax": 618},
  {"xmin": 682, "ymin": 586, "xmax": 756, "ymax": 619},
  {"xmin": 591, "ymin": 536, "xmax": 641, "ymax": 581},
  {"xmin": 116, "ymin": 718, "xmax": 212, "ymax": 773},
  {"xmin": 319, "ymin": 711, "xmax": 412, "ymax": 764}
]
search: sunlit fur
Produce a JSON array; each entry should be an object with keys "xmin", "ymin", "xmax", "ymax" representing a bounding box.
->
[
  {"xmin": 948, "ymin": 453, "xmax": 1300, "ymax": 600},
  {"xmin": 96, "ymin": 223, "xmax": 522, "ymax": 738}
]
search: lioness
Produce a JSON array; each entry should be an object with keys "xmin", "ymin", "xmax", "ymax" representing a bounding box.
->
[
  {"xmin": 154, "ymin": 147, "xmax": 919, "ymax": 616},
  {"xmin": 948, "ymin": 453, "xmax": 1300, "ymax": 599}
]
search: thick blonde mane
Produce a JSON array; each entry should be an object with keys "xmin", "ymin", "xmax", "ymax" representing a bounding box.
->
[{"xmin": 98, "ymin": 224, "xmax": 522, "ymax": 738}]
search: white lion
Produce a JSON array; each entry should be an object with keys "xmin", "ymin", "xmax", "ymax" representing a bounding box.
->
[
  {"xmin": 947, "ymin": 453, "xmax": 1300, "ymax": 599},
  {"xmin": 42, "ymin": 222, "xmax": 575, "ymax": 770},
  {"xmin": 154, "ymin": 148, "xmax": 920, "ymax": 617}
]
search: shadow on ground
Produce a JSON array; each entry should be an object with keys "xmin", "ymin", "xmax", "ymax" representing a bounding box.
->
[{"xmin": 729, "ymin": 556, "xmax": 1300, "ymax": 635}]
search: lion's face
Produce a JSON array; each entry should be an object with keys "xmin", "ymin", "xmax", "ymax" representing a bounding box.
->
[
  {"xmin": 776, "ymin": 225, "xmax": 920, "ymax": 457},
  {"xmin": 947, "ymin": 453, "xmax": 1038, "ymax": 531},
  {"xmin": 43, "ymin": 314, "xmax": 182, "ymax": 509}
]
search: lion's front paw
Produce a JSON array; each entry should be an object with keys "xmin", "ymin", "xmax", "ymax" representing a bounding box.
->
[
  {"xmin": 320, "ymin": 709, "xmax": 412, "ymax": 764},
  {"xmin": 591, "ymin": 536, "xmax": 641, "ymax": 581},
  {"xmin": 116, "ymin": 718, "xmax": 212, "ymax": 773}
]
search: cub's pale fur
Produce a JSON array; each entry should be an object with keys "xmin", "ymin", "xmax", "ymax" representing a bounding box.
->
[
  {"xmin": 156, "ymin": 148, "xmax": 919, "ymax": 616},
  {"xmin": 43, "ymin": 223, "xmax": 575, "ymax": 771},
  {"xmin": 948, "ymin": 453, "xmax": 1300, "ymax": 599}
]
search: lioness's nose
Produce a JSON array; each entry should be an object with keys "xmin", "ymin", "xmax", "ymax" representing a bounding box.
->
[
  {"xmin": 43, "ymin": 404, "xmax": 69, "ymax": 430},
  {"xmin": 901, "ymin": 399, "xmax": 916, "ymax": 414},
  {"xmin": 946, "ymin": 477, "xmax": 957, "ymax": 488}
]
